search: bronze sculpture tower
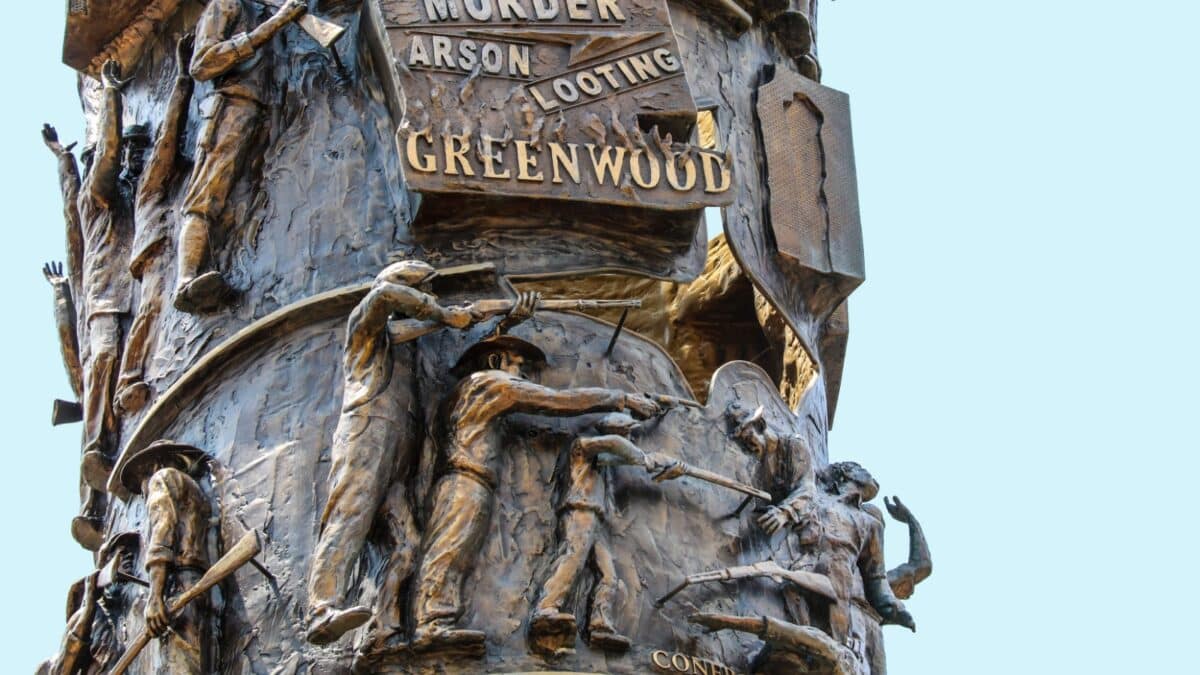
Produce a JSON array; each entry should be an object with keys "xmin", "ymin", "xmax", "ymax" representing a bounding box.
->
[{"xmin": 36, "ymin": 1, "xmax": 931, "ymax": 673}]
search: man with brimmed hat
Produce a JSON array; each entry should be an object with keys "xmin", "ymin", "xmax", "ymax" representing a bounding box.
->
[
  {"xmin": 408, "ymin": 334, "xmax": 663, "ymax": 655},
  {"xmin": 121, "ymin": 439, "xmax": 214, "ymax": 674},
  {"xmin": 306, "ymin": 260, "xmax": 530, "ymax": 648},
  {"xmin": 727, "ymin": 401, "xmax": 814, "ymax": 502}
]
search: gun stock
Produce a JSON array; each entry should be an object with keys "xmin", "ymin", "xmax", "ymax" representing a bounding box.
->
[{"xmin": 110, "ymin": 531, "xmax": 262, "ymax": 675}]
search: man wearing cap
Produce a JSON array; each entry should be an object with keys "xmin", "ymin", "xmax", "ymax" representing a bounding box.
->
[
  {"xmin": 43, "ymin": 60, "xmax": 142, "ymax": 491},
  {"xmin": 173, "ymin": 0, "xmax": 309, "ymax": 312},
  {"xmin": 530, "ymin": 413, "xmax": 683, "ymax": 655},
  {"xmin": 409, "ymin": 334, "xmax": 662, "ymax": 654},
  {"xmin": 40, "ymin": 531, "xmax": 141, "ymax": 675},
  {"xmin": 759, "ymin": 461, "xmax": 914, "ymax": 674},
  {"xmin": 114, "ymin": 34, "xmax": 196, "ymax": 414},
  {"xmin": 121, "ymin": 440, "xmax": 213, "ymax": 674},
  {"xmin": 306, "ymin": 261, "xmax": 527, "ymax": 646}
]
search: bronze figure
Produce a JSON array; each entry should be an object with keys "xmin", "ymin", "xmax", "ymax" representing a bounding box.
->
[
  {"xmin": 173, "ymin": 0, "xmax": 309, "ymax": 313},
  {"xmin": 306, "ymin": 261, "xmax": 530, "ymax": 647},
  {"xmin": 409, "ymin": 334, "xmax": 661, "ymax": 655},
  {"xmin": 114, "ymin": 35, "xmax": 196, "ymax": 414},
  {"xmin": 530, "ymin": 414, "xmax": 683, "ymax": 656},
  {"xmin": 691, "ymin": 613, "xmax": 865, "ymax": 675},
  {"xmin": 119, "ymin": 440, "xmax": 214, "ymax": 674},
  {"xmin": 884, "ymin": 496, "xmax": 932, "ymax": 600},
  {"xmin": 41, "ymin": 261, "xmax": 84, "ymax": 403}
]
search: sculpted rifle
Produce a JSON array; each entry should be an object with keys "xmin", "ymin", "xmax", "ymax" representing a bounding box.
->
[
  {"xmin": 110, "ymin": 531, "xmax": 262, "ymax": 675},
  {"xmin": 656, "ymin": 560, "xmax": 838, "ymax": 607}
]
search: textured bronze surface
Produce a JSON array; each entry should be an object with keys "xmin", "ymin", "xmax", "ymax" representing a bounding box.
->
[{"xmin": 34, "ymin": 1, "xmax": 929, "ymax": 673}]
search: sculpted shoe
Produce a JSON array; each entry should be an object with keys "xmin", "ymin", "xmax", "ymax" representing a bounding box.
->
[
  {"xmin": 114, "ymin": 381, "xmax": 151, "ymax": 415},
  {"xmin": 530, "ymin": 610, "xmax": 577, "ymax": 636},
  {"xmin": 173, "ymin": 271, "xmax": 232, "ymax": 314},
  {"xmin": 588, "ymin": 627, "xmax": 631, "ymax": 652},
  {"xmin": 306, "ymin": 605, "xmax": 372, "ymax": 645},
  {"xmin": 410, "ymin": 626, "xmax": 486, "ymax": 655},
  {"xmin": 70, "ymin": 515, "xmax": 104, "ymax": 551},
  {"xmin": 80, "ymin": 450, "xmax": 114, "ymax": 493}
]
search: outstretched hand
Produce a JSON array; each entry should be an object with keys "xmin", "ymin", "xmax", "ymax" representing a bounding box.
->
[
  {"xmin": 884, "ymin": 495, "xmax": 913, "ymax": 524},
  {"xmin": 175, "ymin": 33, "xmax": 195, "ymax": 74},
  {"xmin": 622, "ymin": 393, "xmax": 661, "ymax": 420},
  {"xmin": 645, "ymin": 452, "xmax": 686, "ymax": 482},
  {"xmin": 101, "ymin": 60, "xmax": 133, "ymax": 90},
  {"xmin": 41, "ymin": 124, "xmax": 76, "ymax": 155},
  {"xmin": 880, "ymin": 603, "xmax": 916, "ymax": 632},
  {"xmin": 42, "ymin": 261, "xmax": 67, "ymax": 286},
  {"xmin": 756, "ymin": 506, "xmax": 791, "ymax": 535},
  {"xmin": 507, "ymin": 291, "xmax": 540, "ymax": 323}
]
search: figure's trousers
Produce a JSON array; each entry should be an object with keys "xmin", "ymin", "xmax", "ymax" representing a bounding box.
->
[
  {"xmin": 117, "ymin": 265, "xmax": 166, "ymax": 390},
  {"xmin": 181, "ymin": 95, "xmax": 260, "ymax": 223},
  {"xmin": 82, "ymin": 313, "xmax": 122, "ymax": 456},
  {"xmin": 307, "ymin": 413, "xmax": 401, "ymax": 613},
  {"xmin": 412, "ymin": 472, "xmax": 493, "ymax": 630},
  {"xmin": 535, "ymin": 509, "xmax": 620, "ymax": 631},
  {"xmin": 158, "ymin": 569, "xmax": 210, "ymax": 674}
]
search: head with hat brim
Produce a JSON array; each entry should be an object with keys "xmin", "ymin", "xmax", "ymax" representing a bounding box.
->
[
  {"xmin": 727, "ymin": 402, "xmax": 769, "ymax": 455},
  {"xmin": 451, "ymin": 334, "xmax": 547, "ymax": 379},
  {"xmin": 377, "ymin": 259, "xmax": 438, "ymax": 291},
  {"xmin": 119, "ymin": 440, "xmax": 210, "ymax": 497},
  {"xmin": 64, "ymin": 531, "xmax": 140, "ymax": 621}
]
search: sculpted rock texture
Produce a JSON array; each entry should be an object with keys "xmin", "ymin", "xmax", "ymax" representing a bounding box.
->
[{"xmin": 35, "ymin": 1, "xmax": 929, "ymax": 673}]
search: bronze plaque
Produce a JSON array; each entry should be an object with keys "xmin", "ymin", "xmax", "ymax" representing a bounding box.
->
[
  {"xmin": 370, "ymin": 0, "xmax": 734, "ymax": 232},
  {"xmin": 756, "ymin": 69, "xmax": 864, "ymax": 284}
]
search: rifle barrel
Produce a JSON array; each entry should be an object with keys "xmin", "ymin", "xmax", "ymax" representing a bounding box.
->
[{"xmin": 681, "ymin": 465, "xmax": 771, "ymax": 501}]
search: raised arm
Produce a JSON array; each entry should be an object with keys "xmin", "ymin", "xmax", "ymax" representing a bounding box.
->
[
  {"xmin": 861, "ymin": 514, "xmax": 915, "ymax": 631},
  {"xmin": 84, "ymin": 61, "xmax": 128, "ymax": 208},
  {"xmin": 885, "ymin": 496, "xmax": 933, "ymax": 598},
  {"xmin": 43, "ymin": 262, "xmax": 84, "ymax": 398},
  {"xmin": 137, "ymin": 35, "xmax": 195, "ymax": 207},
  {"xmin": 41, "ymin": 125, "xmax": 84, "ymax": 293},
  {"xmin": 190, "ymin": 0, "xmax": 308, "ymax": 82}
]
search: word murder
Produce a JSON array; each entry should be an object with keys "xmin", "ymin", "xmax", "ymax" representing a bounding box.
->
[
  {"xmin": 404, "ymin": 130, "xmax": 732, "ymax": 195},
  {"xmin": 421, "ymin": 0, "xmax": 628, "ymax": 24}
]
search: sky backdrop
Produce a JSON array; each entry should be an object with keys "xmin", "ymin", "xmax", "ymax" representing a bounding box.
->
[{"xmin": 2, "ymin": 1, "xmax": 1197, "ymax": 672}]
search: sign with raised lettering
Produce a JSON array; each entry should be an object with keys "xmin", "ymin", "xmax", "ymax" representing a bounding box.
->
[{"xmin": 369, "ymin": 0, "xmax": 733, "ymax": 249}]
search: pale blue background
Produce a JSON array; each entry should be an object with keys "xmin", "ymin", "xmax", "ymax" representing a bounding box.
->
[{"xmin": 2, "ymin": 1, "xmax": 1197, "ymax": 671}]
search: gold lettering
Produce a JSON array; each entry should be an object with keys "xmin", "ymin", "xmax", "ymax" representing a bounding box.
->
[
  {"xmin": 596, "ymin": 0, "xmax": 626, "ymax": 21},
  {"xmin": 497, "ymin": 0, "xmax": 529, "ymax": 20},
  {"xmin": 628, "ymin": 52, "xmax": 660, "ymax": 81},
  {"xmin": 515, "ymin": 140, "xmax": 543, "ymax": 181},
  {"xmin": 691, "ymin": 656, "xmax": 710, "ymax": 675},
  {"xmin": 443, "ymin": 132, "xmax": 474, "ymax": 176},
  {"xmin": 458, "ymin": 39, "xmax": 478, "ymax": 70},
  {"xmin": 432, "ymin": 35, "xmax": 454, "ymax": 68},
  {"xmin": 615, "ymin": 58, "xmax": 638, "ymax": 84},
  {"xmin": 552, "ymin": 77, "xmax": 579, "ymax": 102},
  {"xmin": 408, "ymin": 36, "xmax": 431, "ymax": 67},
  {"xmin": 405, "ymin": 131, "xmax": 436, "ymax": 173},
  {"xmin": 672, "ymin": 653, "xmax": 691, "ymax": 671},
  {"xmin": 480, "ymin": 135, "xmax": 510, "ymax": 179},
  {"xmin": 701, "ymin": 151, "xmax": 731, "ymax": 193},
  {"xmin": 629, "ymin": 149, "xmax": 660, "ymax": 189},
  {"xmin": 651, "ymin": 650, "xmax": 672, "ymax": 670},
  {"xmin": 566, "ymin": 0, "xmax": 592, "ymax": 21},
  {"xmin": 509, "ymin": 44, "xmax": 530, "ymax": 77},
  {"xmin": 653, "ymin": 47, "xmax": 681, "ymax": 73},
  {"xmin": 665, "ymin": 154, "xmax": 696, "ymax": 191},
  {"xmin": 481, "ymin": 42, "xmax": 503, "ymax": 73},
  {"xmin": 533, "ymin": 0, "xmax": 559, "ymax": 20},
  {"xmin": 422, "ymin": 0, "xmax": 459, "ymax": 22},
  {"xmin": 586, "ymin": 143, "xmax": 627, "ymax": 186},
  {"xmin": 549, "ymin": 142, "xmax": 581, "ymax": 183},
  {"xmin": 464, "ymin": 0, "xmax": 492, "ymax": 21},
  {"xmin": 529, "ymin": 85, "xmax": 559, "ymax": 112},
  {"xmin": 576, "ymin": 71, "xmax": 603, "ymax": 96},
  {"xmin": 594, "ymin": 63, "xmax": 620, "ymax": 88}
]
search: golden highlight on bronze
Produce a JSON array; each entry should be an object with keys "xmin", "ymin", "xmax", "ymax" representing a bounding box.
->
[{"xmin": 34, "ymin": 1, "xmax": 924, "ymax": 673}]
